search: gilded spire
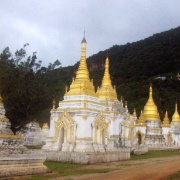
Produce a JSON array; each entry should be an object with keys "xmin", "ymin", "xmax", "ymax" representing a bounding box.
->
[
  {"xmin": 0, "ymin": 94, "xmax": 9, "ymax": 122},
  {"xmin": 172, "ymin": 103, "xmax": 180, "ymax": 122},
  {"xmin": 143, "ymin": 84, "xmax": 160, "ymax": 121},
  {"xmin": 52, "ymin": 99, "xmax": 56, "ymax": 109},
  {"xmin": 102, "ymin": 57, "xmax": 111, "ymax": 87},
  {"xmin": 177, "ymin": 73, "xmax": 180, "ymax": 78},
  {"xmin": 66, "ymin": 34, "xmax": 96, "ymax": 97},
  {"xmin": 42, "ymin": 123, "xmax": 49, "ymax": 129},
  {"xmin": 137, "ymin": 110, "xmax": 146, "ymax": 126},
  {"xmin": 97, "ymin": 57, "xmax": 117, "ymax": 100},
  {"xmin": 0, "ymin": 94, "xmax": 3, "ymax": 106},
  {"xmin": 76, "ymin": 33, "xmax": 89, "ymax": 81},
  {"xmin": 162, "ymin": 110, "xmax": 170, "ymax": 127}
]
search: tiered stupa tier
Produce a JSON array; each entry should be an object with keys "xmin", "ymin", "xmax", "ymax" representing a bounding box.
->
[
  {"xmin": 143, "ymin": 85, "xmax": 160, "ymax": 121},
  {"xmin": 143, "ymin": 85, "xmax": 165, "ymax": 146},
  {"xmin": 97, "ymin": 57, "xmax": 117, "ymax": 101},
  {"xmin": 137, "ymin": 110, "xmax": 146, "ymax": 126},
  {"xmin": 162, "ymin": 111, "xmax": 170, "ymax": 127},
  {"xmin": 172, "ymin": 103, "xmax": 180, "ymax": 122},
  {"xmin": 66, "ymin": 36, "xmax": 96, "ymax": 97}
]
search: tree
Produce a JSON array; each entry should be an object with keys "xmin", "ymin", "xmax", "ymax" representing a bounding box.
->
[{"xmin": 0, "ymin": 44, "xmax": 64, "ymax": 132}]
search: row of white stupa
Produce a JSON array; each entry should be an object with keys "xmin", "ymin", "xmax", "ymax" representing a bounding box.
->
[{"xmin": 42, "ymin": 36, "xmax": 180, "ymax": 152}]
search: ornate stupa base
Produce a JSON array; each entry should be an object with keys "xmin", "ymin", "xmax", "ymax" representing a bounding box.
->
[
  {"xmin": 45, "ymin": 148, "xmax": 130, "ymax": 164},
  {"xmin": 0, "ymin": 149, "xmax": 50, "ymax": 178},
  {"xmin": 0, "ymin": 96, "xmax": 50, "ymax": 178},
  {"xmin": 22, "ymin": 122, "xmax": 48, "ymax": 147},
  {"xmin": 144, "ymin": 120, "xmax": 166, "ymax": 147}
]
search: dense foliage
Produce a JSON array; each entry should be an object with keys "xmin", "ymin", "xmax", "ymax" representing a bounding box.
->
[{"xmin": 0, "ymin": 44, "xmax": 68, "ymax": 132}]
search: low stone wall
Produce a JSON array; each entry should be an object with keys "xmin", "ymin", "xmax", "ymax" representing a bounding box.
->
[
  {"xmin": 131, "ymin": 145, "xmax": 148, "ymax": 155},
  {"xmin": 0, "ymin": 165, "xmax": 50, "ymax": 177},
  {"xmin": 0, "ymin": 149, "xmax": 50, "ymax": 178},
  {"xmin": 45, "ymin": 148, "xmax": 130, "ymax": 164}
]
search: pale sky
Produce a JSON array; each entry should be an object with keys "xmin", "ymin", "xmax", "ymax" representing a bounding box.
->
[{"xmin": 0, "ymin": 0, "xmax": 180, "ymax": 67}]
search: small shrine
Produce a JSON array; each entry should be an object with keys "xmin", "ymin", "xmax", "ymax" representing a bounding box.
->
[{"xmin": 0, "ymin": 95, "xmax": 50, "ymax": 177}]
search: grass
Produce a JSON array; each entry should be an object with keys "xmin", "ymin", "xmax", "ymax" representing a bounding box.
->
[
  {"xmin": 25, "ymin": 162, "xmax": 110, "ymax": 180},
  {"xmin": 25, "ymin": 150, "xmax": 180, "ymax": 179},
  {"xmin": 161, "ymin": 171, "xmax": 180, "ymax": 180},
  {"xmin": 25, "ymin": 145, "xmax": 42, "ymax": 149},
  {"xmin": 131, "ymin": 150, "xmax": 180, "ymax": 160},
  {"xmin": 44, "ymin": 161, "xmax": 110, "ymax": 176}
]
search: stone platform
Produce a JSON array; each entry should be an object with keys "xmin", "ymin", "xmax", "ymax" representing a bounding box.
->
[
  {"xmin": 0, "ymin": 149, "xmax": 50, "ymax": 178},
  {"xmin": 45, "ymin": 148, "xmax": 130, "ymax": 164}
]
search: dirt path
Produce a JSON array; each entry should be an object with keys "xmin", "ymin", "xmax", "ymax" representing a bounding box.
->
[{"xmin": 54, "ymin": 156, "xmax": 180, "ymax": 180}]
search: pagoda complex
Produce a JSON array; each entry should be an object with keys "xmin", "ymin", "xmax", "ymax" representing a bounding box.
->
[
  {"xmin": 43, "ymin": 35, "xmax": 180, "ymax": 163},
  {"xmin": 43, "ymin": 35, "xmax": 133, "ymax": 163},
  {"xmin": 136, "ymin": 85, "xmax": 180, "ymax": 147}
]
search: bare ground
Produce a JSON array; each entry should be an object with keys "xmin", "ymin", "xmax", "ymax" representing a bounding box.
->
[{"xmin": 53, "ymin": 155, "xmax": 180, "ymax": 180}]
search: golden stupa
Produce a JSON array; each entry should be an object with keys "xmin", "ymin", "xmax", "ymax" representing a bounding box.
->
[
  {"xmin": 66, "ymin": 35, "xmax": 96, "ymax": 97},
  {"xmin": 96, "ymin": 57, "xmax": 117, "ymax": 100},
  {"xmin": 162, "ymin": 111, "xmax": 170, "ymax": 127},
  {"xmin": 0, "ymin": 94, "xmax": 3, "ymax": 106},
  {"xmin": 137, "ymin": 110, "xmax": 146, "ymax": 125},
  {"xmin": 42, "ymin": 123, "xmax": 49, "ymax": 129},
  {"xmin": 143, "ymin": 84, "xmax": 160, "ymax": 121},
  {"xmin": 0, "ymin": 94, "xmax": 9, "ymax": 122},
  {"xmin": 172, "ymin": 103, "xmax": 180, "ymax": 122}
]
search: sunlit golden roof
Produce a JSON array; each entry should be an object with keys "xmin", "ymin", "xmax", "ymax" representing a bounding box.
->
[
  {"xmin": 172, "ymin": 103, "xmax": 180, "ymax": 122},
  {"xmin": 96, "ymin": 57, "xmax": 117, "ymax": 100},
  {"xmin": 42, "ymin": 123, "xmax": 49, "ymax": 129},
  {"xmin": 143, "ymin": 84, "xmax": 160, "ymax": 120},
  {"xmin": 66, "ymin": 36, "xmax": 96, "ymax": 97},
  {"xmin": 162, "ymin": 111, "xmax": 170, "ymax": 127},
  {"xmin": 0, "ymin": 94, "xmax": 9, "ymax": 122},
  {"xmin": 137, "ymin": 110, "xmax": 146, "ymax": 126}
]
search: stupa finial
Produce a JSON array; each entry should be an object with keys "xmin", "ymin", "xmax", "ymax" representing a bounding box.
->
[
  {"xmin": 172, "ymin": 102, "xmax": 180, "ymax": 122},
  {"xmin": 52, "ymin": 99, "xmax": 56, "ymax": 109},
  {"xmin": 101, "ymin": 57, "xmax": 112, "ymax": 87},
  {"xmin": 66, "ymin": 34, "xmax": 96, "ymax": 97},
  {"xmin": 81, "ymin": 28, "xmax": 87, "ymax": 44}
]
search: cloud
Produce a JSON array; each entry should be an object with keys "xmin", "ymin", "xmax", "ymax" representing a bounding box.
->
[{"xmin": 0, "ymin": 0, "xmax": 180, "ymax": 67}]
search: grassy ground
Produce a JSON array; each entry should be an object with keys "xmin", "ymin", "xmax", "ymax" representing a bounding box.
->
[
  {"xmin": 25, "ymin": 162, "xmax": 110, "ymax": 180},
  {"xmin": 131, "ymin": 150, "xmax": 180, "ymax": 160},
  {"xmin": 24, "ymin": 150, "xmax": 180, "ymax": 180},
  {"xmin": 25, "ymin": 145, "xmax": 42, "ymax": 149}
]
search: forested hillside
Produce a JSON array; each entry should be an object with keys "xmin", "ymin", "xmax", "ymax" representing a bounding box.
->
[{"xmin": 0, "ymin": 26, "xmax": 179, "ymax": 132}]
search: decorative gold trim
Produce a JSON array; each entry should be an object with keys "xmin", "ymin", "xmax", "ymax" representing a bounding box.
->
[
  {"xmin": 0, "ymin": 134, "xmax": 22, "ymax": 139},
  {"xmin": 54, "ymin": 111, "xmax": 74, "ymax": 143},
  {"xmin": 82, "ymin": 115, "xmax": 87, "ymax": 120},
  {"xmin": 0, "ymin": 118, "xmax": 9, "ymax": 122},
  {"xmin": 110, "ymin": 135, "xmax": 119, "ymax": 138},
  {"xmin": 76, "ymin": 137, "xmax": 92, "ymax": 141}
]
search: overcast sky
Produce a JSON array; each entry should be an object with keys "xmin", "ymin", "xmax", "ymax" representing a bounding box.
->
[{"xmin": 0, "ymin": 0, "xmax": 180, "ymax": 67}]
